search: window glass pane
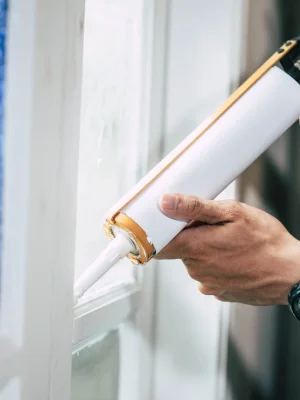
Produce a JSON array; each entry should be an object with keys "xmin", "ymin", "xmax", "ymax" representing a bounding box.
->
[
  {"xmin": 75, "ymin": 0, "xmax": 143, "ymax": 292},
  {"xmin": 163, "ymin": 2, "xmax": 235, "ymax": 154},
  {"xmin": 72, "ymin": 330, "xmax": 119, "ymax": 400}
]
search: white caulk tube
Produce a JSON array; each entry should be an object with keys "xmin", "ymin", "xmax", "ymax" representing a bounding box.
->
[
  {"xmin": 74, "ymin": 40, "xmax": 300, "ymax": 303},
  {"xmin": 122, "ymin": 66, "xmax": 300, "ymax": 251}
]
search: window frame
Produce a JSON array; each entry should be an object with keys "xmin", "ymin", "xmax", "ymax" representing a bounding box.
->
[
  {"xmin": 72, "ymin": 0, "xmax": 168, "ymax": 341},
  {"xmin": 72, "ymin": 1, "xmax": 163, "ymax": 398},
  {"xmin": 0, "ymin": 0, "xmax": 84, "ymax": 399},
  {"xmin": 0, "ymin": 0, "xmax": 160, "ymax": 397}
]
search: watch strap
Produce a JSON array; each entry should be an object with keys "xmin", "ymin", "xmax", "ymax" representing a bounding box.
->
[{"xmin": 288, "ymin": 282, "xmax": 300, "ymax": 321}]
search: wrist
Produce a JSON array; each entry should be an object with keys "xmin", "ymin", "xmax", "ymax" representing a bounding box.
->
[{"xmin": 278, "ymin": 237, "xmax": 300, "ymax": 305}]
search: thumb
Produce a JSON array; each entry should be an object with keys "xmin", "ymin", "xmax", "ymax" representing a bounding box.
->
[{"xmin": 159, "ymin": 193, "xmax": 240, "ymax": 224}]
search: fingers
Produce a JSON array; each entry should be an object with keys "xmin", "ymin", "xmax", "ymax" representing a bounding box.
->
[
  {"xmin": 198, "ymin": 283, "xmax": 225, "ymax": 296},
  {"xmin": 155, "ymin": 221, "xmax": 221, "ymax": 260},
  {"xmin": 159, "ymin": 194, "xmax": 242, "ymax": 224},
  {"xmin": 214, "ymin": 293, "xmax": 264, "ymax": 305},
  {"xmin": 199, "ymin": 287, "xmax": 245, "ymax": 303},
  {"xmin": 154, "ymin": 228, "xmax": 194, "ymax": 260},
  {"xmin": 155, "ymin": 221, "xmax": 224, "ymax": 260}
]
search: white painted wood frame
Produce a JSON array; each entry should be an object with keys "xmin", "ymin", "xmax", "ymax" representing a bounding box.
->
[{"xmin": 0, "ymin": 1, "xmax": 84, "ymax": 399}]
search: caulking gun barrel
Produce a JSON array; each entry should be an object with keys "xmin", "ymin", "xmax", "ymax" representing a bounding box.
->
[
  {"xmin": 103, "ymin": 38, "xmax": 300, "ymax": 266},
  {"xmin": 74, "ymin": 38, "xmax": 300, "ymax": 302}
]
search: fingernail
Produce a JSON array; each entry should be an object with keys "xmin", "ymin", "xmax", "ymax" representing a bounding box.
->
[{"xmin": 160, "ymin": 194, "xmax": 178, "ymax": 211}]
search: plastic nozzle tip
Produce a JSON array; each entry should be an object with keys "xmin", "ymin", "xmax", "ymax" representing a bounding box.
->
[{"xmin": 73, "ymin": 233, "xmax": 134, "ymax": 305}]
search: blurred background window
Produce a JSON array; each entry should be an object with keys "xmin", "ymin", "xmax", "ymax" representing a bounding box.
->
[{"xmin": 228, "ymin": 1, "xmax": 300, "ymax": 400}]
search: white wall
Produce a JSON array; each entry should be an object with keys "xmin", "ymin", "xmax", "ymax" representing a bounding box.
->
[{"xmin": 152, "ymin": 1, "xmax": 244, "ymax": 399}]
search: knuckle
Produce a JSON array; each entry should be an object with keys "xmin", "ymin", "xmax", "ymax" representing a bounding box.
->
[
  {"xmin": 187, "ymin": 266, "xmax": 199, "ymax": 281},
  {"xmin": 206, "ymin": 210, "xmax": 218, "ymax": 224},
  {"xmin": 179, "ymin": 196, "xmax": 201, "ymax": 216},
  {"xmin": 215, "ymin": 295, "xmax": 226, "ymax": 302},
  {"xmin": 182, "ymin": 257, "xmax": 195, "ymax": 267},
  {"xmin": 227, "ymin": 200, "xmax": 242, "ymax": 217},
  {"xmin": 181, "ymin": 196, "xmax": 198, "ymax": 214},
  {"xmin": 186, "ymin": 198, "xmax": 199, "ymax": 214},
  {"xmin": 198, "ymin": 283, "xmax": 215, "ymax": 296},
  {"xmin": 228, "ymin": 199, "xmax": 240, "ymax": 210}
]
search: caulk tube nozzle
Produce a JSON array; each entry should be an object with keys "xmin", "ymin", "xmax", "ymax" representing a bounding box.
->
[{"xmin": 74, "ymin": 234, "xmax": 134, "ymax": 305}]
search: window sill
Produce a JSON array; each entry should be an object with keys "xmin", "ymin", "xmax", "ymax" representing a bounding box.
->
[{"xmin": 73, "ymin": 282, "xmax": 140, "ymax": 346}]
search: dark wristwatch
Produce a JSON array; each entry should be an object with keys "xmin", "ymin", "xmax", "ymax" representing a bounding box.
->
[{"xmin": 288, "ymin": 283, "xmax": 300, "ymax": 321}]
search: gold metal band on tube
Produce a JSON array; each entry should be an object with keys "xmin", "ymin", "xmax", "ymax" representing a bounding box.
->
[{"xmin": 104, "ymin": 213, "xmax": 155, "ymax": 264}]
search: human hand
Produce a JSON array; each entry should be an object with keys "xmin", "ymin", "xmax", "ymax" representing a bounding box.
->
[{"xmin": 156, "ymin": 194, "xmax": 300, "ymax": 305}]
